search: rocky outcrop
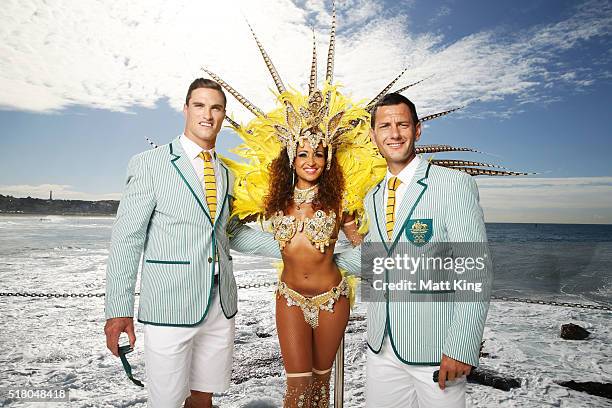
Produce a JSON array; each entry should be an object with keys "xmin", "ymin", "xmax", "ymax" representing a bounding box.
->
[
  {"xmin": 558, "ymin": 381, "xmax": 612, "ymax": 399},
  {"xmin": 560, "ymin": 323, "xmax": 590, "ymax": 340}
]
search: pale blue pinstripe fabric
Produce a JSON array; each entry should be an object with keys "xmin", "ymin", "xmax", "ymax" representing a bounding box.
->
[
  {"xmin": 105, "ymin": 137, "xmax": 280, "ymax": 326},
  {"xmin": 335, "ymin": 158, "xmax": 490, "ymax": 366}
]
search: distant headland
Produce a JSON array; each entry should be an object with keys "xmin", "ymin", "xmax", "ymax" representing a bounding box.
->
[{"xmin": 0, "ymin": 194, "xmax": 118, "ymax": 215}]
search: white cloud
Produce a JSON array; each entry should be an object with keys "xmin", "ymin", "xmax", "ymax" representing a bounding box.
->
[
  {"xmin": 0, "ymin": 0, "xmax": 610, "ymax": 120},
  {"xmin": 476, "ymin": 177, "xmax": 612, "ymax": 224},
  {"xmin": 0, "ymin": 184, "xmax": 121, "ymax": 201}
]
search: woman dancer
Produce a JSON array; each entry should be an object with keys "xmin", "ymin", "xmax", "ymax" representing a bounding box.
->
[
  {"xmin": 224, "ymin": 80, "xmax": 383, "ymax": 407},
  {"xmin": 264, "ymin": 131, "xmax": 362, "ymax": 407}
]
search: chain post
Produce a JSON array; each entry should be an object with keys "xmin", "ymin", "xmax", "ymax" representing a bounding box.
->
[{"xmin": 333, "ymin": 336, "xmax": 345, "ymax": 408}]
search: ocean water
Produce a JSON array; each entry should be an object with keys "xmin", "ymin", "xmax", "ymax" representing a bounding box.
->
[
  {"xmin": 486, "ymin": 223, "xmax": 612, "ymax": 307},
  {"xmin": 1, "ymin": 216, "xmax": 610, "ymax": 306},
  {"xmin": 0, "ymin": 215, "xmax": 611, "ymax": 407}
]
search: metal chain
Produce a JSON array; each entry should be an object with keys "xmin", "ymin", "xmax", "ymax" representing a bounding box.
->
[
  {"xmin": 0, "ymin": 282, "xmax": 278, "ymax": 299},
  {"xmin": 490, "ymin": 295, "xmax": 612, "ymax": 311},
  {"xmin": 0, "ymin": 292, "xmax": 107, "ymax": 298},
  {"xmin": 236, "ymin": 281, "xmax": 277, "ymax": 290},
  {"xmin": 1, "ymin": 287, "xmax": 610, "ymax": 311}
]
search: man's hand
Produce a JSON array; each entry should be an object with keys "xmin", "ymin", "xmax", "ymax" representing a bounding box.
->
[
  {"xmin": 104, "ymin": 317, "xmax": 136, "ymax": 357},
  {"xmin": 438, "ymin": 354, "xmax": 471, "ymax": 390}
]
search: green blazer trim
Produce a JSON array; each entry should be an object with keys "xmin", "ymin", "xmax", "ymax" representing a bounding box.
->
[
  {"xmin": 369, "ymin": 311, "xmax": 440, "ymax": 365},
  {"xmin": 169, "ymin": 142, "xmax": 211, "ymax": 225},
  {"xmin": 371, "ymin": 162, "xmax": 431, "ymax": 253},
  {"xmin": 214, "ymin": 160, "xmax": 234, "ymax": 318},
  {"xmin": 371, "ymin": 182, "xmax": 389, "ymax": 253},
  {"xmin": 169, "ymin": 141, "xmax": 232, "ymax": 226},
  {"xmin": 371, "ymin": 163, "xmax": 432, "ymax": 253},
  {"xmin": 145, "ymin": 260, "xmax": 190, "ymax": 265},
  {"xmin": 387, "ymin": 162, "xmax": 431, "ymax": 255},
  {"xmin": 216, "ymin": 160, "xmax": 231, "ymax": 228},
  {"xmin": 137, "ymin": 245, "xmax": 233, "ymax": 326},
  {"xmin": 138, "ymin": 316, "xmax": 206, "ymax": 327},
  {"xmin": 386, "ymin": 320, "xmax": 440, "ymax": 365}
]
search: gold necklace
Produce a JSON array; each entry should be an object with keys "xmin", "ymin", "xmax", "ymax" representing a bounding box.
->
[{"xmin": 294, "ymin": 185, "xmax": 317, "ymax": 208}]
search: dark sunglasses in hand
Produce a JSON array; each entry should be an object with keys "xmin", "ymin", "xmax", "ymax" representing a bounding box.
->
[{"xmin": 118, "ymin": 344, "xmax": 144, "ymax": 387}]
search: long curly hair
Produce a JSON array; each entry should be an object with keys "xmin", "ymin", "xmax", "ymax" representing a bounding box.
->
[{"xmin": 264, "ymin": 147, "xmax": 345, "ymax": 217}]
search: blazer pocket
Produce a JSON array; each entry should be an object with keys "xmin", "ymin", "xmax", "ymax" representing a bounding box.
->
[{"xmin": 145, "ymin": 259, "xmax": 191, "ymax": 265}]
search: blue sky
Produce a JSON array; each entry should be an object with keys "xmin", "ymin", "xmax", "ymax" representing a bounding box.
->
[{"xmin": 1, "ymin": 0, "xmax": 611, "ymax": 223}]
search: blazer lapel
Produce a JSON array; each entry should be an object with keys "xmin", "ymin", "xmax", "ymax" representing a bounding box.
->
[
  {"xmin": 390, "ymin": 159, "xmax": 430, "ymax": 248},
  {"xmin": 216, "ymin": 158, "xmax": 230, "ymax": 224},
  {"xmin": 370, "ymin": 181, "xmax": 389, "ymax": 252},
  {"xmin": 169, "ymin": 138, "xmax": 213, "ymax": 225}
]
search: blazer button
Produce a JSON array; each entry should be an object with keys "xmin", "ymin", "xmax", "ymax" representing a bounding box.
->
[
  {"xmin": 228, "ymin": 256, "xmax": 233, "ymax": 261},
  {"xmin": 208, "ymin": 257, "xmax": 213, "ymax": 263}
]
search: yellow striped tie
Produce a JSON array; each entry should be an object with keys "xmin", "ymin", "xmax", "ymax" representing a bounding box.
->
[
  {"xmin": 386, "ymin": 176, "xmax": 401, "ymax": 239},
  {"xmin": 199, "ymin": 151, "xmax": 217, "ymax": 222}
]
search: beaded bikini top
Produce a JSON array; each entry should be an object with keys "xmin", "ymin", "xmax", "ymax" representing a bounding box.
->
[{"xmin": 270, "ymin": 210, "xmax": 337, "ymax": 253}]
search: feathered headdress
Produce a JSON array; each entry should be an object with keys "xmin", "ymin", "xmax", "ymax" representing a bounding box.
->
[{"xmin": 274, "ymin": 90, "xmax": 353, "ymax": 169}]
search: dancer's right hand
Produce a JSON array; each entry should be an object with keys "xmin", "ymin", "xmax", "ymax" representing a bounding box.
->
[{"xmin": 104, "ymin": 317, "xmax": 136, "ymax": 357}]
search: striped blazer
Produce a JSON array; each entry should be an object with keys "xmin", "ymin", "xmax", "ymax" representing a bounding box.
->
[
  {"xmin": 336, "ymin": 158, "xmax": 490, "ymax": 367},
  {"xmin": 105, "ymin": 137, "xmax": 280, "ymax": 326}
]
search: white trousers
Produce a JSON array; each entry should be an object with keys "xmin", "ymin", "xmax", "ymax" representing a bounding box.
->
[
  {"xmin": 143, "ymin": 285, "xmax": 235, "ymax": 408},
  {"xmin": 365, "ymin": 337, "xmax": 466, "ymax": 408}
]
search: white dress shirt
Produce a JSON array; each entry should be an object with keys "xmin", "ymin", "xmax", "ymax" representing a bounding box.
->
[
  {"xmin": 180, "ymin": 135, "xmax": 222, "ymax": 269},
  {"xmin": 179, "ymin": 134, "xmax": 221, "ymax": 200},
  {"xmin": 383, "ymin": 155, "xmax": 421, "ymax": 217}
]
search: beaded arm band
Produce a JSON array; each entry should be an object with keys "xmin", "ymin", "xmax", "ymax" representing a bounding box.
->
[{"xmin": 341, "ymin": 216, "xmax": 362, "ymax": 246}]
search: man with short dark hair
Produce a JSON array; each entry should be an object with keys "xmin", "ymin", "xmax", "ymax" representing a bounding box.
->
[
  {"xmin": 185, "ymin": 78, "xmax": 227, "ymax": 106},
  {"xmin": 336, "ymin": 92, "xmax": 490, "ymax": 407},
  {"xmin": 104, "ymin": 78, "xmax": 280, "ymax": 408}
]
